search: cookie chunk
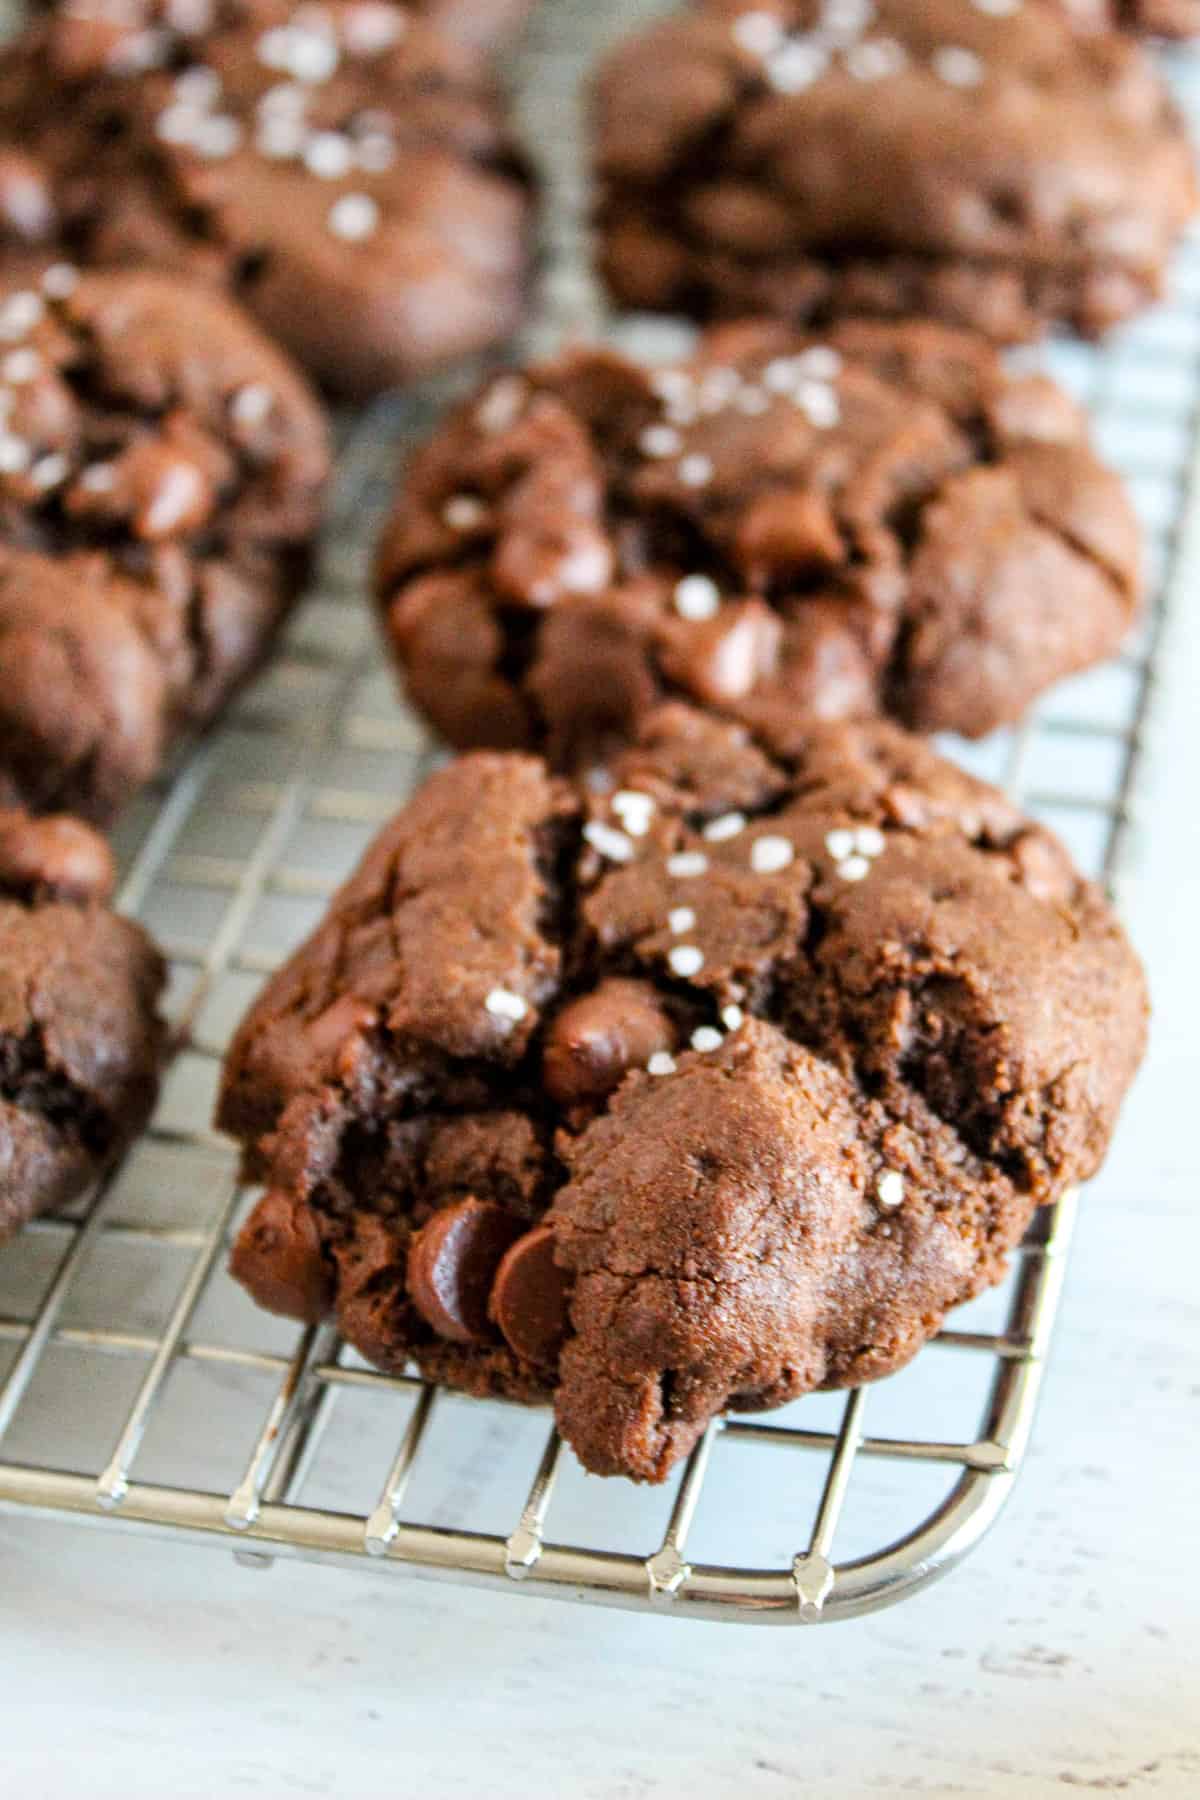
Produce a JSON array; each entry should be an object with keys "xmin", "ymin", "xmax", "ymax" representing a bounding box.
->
[
  {"xmin": 217, "ymin": 705, "xmax": 1147, "ymax": 1482},
  {"xmin": 592, "ymin": 0, "xmax": 1197, "ymax": 343},
  {"xmin": 0, "ymin": 265, "xmax": 329, "ymax": 823},
  {"xmin": 0, "ymin": 807, "xmax": 166, "ymax": 1242},
  {"xmin": 0, "ymin": 0, "xmax": 536, "ymax": 397},
  {"xmin": 374, "ymin": 319, "xmax": 1140, "ymax": 768}
]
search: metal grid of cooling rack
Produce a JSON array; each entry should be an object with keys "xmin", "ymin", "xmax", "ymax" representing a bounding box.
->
[{"xmin": 0, "ymin": 0, "xmax": 1196, "ymax": 1624}]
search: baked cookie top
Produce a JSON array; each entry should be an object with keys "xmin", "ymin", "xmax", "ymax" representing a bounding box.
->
[
  {"xmin": 219, "ymin": 705, "xmax": 1148, "ymax": 1481},
  {"xmin": 591, "ymin": 0, "xmax": 1197, "ymax": 341},
  {"xmin": 0, "ymin": 0, "xmax": 536, "ymax": 396},
  {"xmin": 0, "ymin": 264, "xmax": 328, "ymax": 821},
  {"xmin": 376, "ymin": 318, "xmax": 1140, "ymax": 768},
  {"xmin": 0, "ymin": 807, "xmax": 166, "ymax": 1240}
]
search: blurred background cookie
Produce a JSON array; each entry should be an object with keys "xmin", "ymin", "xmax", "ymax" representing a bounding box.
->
[
  {"xmin": 374, "ymin": 319, "xmax": 1141, "ymax": 769},
  {"xmin": 0, "ymin": 265, "xmax": 329, "ymax": 822},
  {"xmin": 592, "ymin": 0, "xmax": 1197, "ymax": 343}
]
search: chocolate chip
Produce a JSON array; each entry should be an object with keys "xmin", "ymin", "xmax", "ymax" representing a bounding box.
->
[
  {"xmin": 406, "ymin": 1197, "xmax": 524, "ymax": 1344},
  {"xmin": 657, "ymin": 598, "xmax": 782, "ymax": 704},
  {"xmin": 229, "ymin": 1191, "xmax": 332, "ymax": 1324},
  {"xmin": 542, "ymin": 978, "xmax": 675, "ymax": 1105},
  {"xmin": 490, "ymin": 1224, "xmax": 570, "ymax": 1366},
  {"xmin": 0, "ymin": 810, "xmax": 115, "ymax": 904},
  {"xmin": 734, "ymin": 487, "xmax": 842, "ymax": 584}
]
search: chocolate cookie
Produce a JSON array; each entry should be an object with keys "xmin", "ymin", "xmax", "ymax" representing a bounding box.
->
[
  {"xmin": 0, "ymin": 265, "xmax": 329, "ymax": 824},
  {"xmin": 374, "ymin": 318, "xmax": 1141, "ymax": 768},
  {"xmin": 217, "ymin": 705, "xmax": 1147, "ymax": 1482},
  {"xmin": 413, "ymin": 0, "xmax": 536, "ymax": 52},
  {"xmin": 0, "ymin": 807, "xmax": 166, "ymax": 1243},
  {"xmin": 591, "ymin": 0, "xmax": 1197, "ymax": 343},
  {"xmin": 0, "ymin": 0, "xmax": 536, "ymax": 397}
]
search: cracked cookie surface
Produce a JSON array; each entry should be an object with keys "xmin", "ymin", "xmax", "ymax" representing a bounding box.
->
[
  {"xmin": 0, "ymin": 0, "xmax": 536, "ymax": 397},
  {"xmin": 0, "ymin": 264, "xmax": 328, "ymax": 823},
  {"xmin": 0, "ymin": 807, "xmax": 166, "ymax": 1242},
  {"xmin": 375, "ymin": 318, "xmax": 1140, "ymax": 768},
  {"xmin": 218, "ymin": 704, "xmax": 1147, "ymax": 1481},
  {"xmin": 591, "ymin": 0, "xmax": 1197, "ymax": 343}
]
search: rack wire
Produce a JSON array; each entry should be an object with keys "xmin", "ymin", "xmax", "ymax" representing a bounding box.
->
[{"xmin": 0, "ymin": 0, "xmax": 1195, "ymax": 1623}]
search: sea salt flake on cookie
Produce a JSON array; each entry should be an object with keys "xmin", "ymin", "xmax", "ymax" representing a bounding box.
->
[{"xmin": 751, "ymin": 835, "xmax": 794, "ymax": 873}]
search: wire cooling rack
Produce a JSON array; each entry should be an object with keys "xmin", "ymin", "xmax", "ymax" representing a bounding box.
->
[{"xmin": 0, "ymin": 0, "xmax": 1196, "ymax": 1625}]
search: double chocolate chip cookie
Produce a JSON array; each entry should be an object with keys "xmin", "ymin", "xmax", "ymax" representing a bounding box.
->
[
  {"xmin": 0, "ymin": 264, "xmax": 329, "ymax": 824},
  {"xmin": 1057, "ymin": 0, "xmax": 1200, "ymax": 38},
  {"xmin": 0, "ymin": 808, "xmax": 166, "ymax": 1243},
  {"xmin": 0, "ymin": 0, "xmax": 536, "ymax": 397},
  {"xmin": 375, "ymin": 318, "xmax": 1141, "ymax": 768},
  {"xmin": 592, "ymin": 0, "xmax": 1197, "ymax": 343},
  {"xmin": 218, "ymin": 704, "xmax": 1147, "ymax": 1482}
]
